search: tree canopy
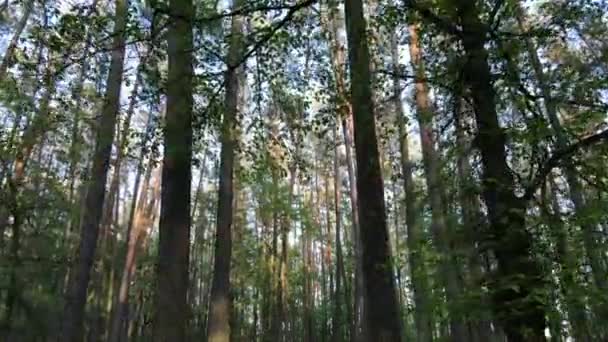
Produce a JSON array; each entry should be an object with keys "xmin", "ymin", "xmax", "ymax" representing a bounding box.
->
[{"xmin": 0, "ymin": 0, "xmax": 607, "ymax": 341}]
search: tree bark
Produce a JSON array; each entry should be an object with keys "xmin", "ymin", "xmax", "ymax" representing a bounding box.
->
[
  {"xmin": 207, "ymin": 1, "xmax": 245, "ymax": 340},
  {"xmin": 153, "ymin": 0, "xmax": 194, "ymax": 337},
  {"xmin": 59, "ymin": 0, "xmax": 127, "ymax": 339},
  {"xmin": 343, "ymin": 0, "xmax": 402, "ymax": 340}
]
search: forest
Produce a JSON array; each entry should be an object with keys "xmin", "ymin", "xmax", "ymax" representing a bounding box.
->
[{"xmin": 0, "ymin": 0, "xmax": 607, "ymax": 341}]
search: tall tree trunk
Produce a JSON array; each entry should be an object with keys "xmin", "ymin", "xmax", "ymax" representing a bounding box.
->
[
  {"xmin": 60, "ymin": 0, "xmax": 127, "ymax": 339},
  {"xmin": 277, "ymin": 165, "xmax": 295, "ymax": 342},
  {"xmin": 343, "ymin": 0, "xmax": 402, "ymax": 340},
  {"xmin": 97, "ymin": 66, "xmax": 144, "ymax": 326},
  {"xmin": 543, "ymin": 177, "xmax": 589, "ymax": 341},
  {"xmin": 323, "ymin": 169, "xmax": 334, "ymax": 342},
  {"xmin": 322, "ymin": 6, "xmax": 364, "ymax": 338},
  {"xmin": 390, "ymin": 27, "xmax": 433, "ymax": 342},
  {"xmin": 126, "ymin": 107, "xmax": 155, "ymax": 237},
  {"xmin": 303, "ymin": 156, "xmax": 318, "ymax": 342},
  {"xmin": 0, "ymin": 0, "xmax": 33, "ymax": 80},
  {"xmin": 207, "ymin": 1, "xmax": 244, "ymax": 340},
  {"xmin": 389, "ymin": 168, "xmax": 403, "ymax": 310},
  {"xmin": 321, "ymin": 197, "xmax": 330, "ymax": 342},
  {"xmin": 454, "ymin": 1, "xmax": 547, "ymax": 339},
  {"xmin": 407, "ymin": 23, "xmax": 468, "ymax": 342},
  {"xmin": 270, "ymin": 180, "xmax": 280, "ymax": 340},
  {"xmin": 332, "ymin": 125, "xmax": 345, "ymax": 342},
  {"xmin": 108, "ymin": 148, "xmax": 154, "ymax": 341},
  {"xmin": 278, "ymin": 125, "xmax": 298, "ymax": 342},
  {"xmin": 153, "ymin": 0, "xmax": 194, "ymax": 337},
  {"xmin": 453, "ymin": 95, "xmax": 494, "ymax": 342},
  {"xmin": 342, "ymin": 115, "xmax": 364, "ymax": 342},
  {"xmin": 102, "ymin": 59, "xmax": 149, "ymax": 342},
  {"xmin": 100, "ymin": 57, "xmax": 144, "ymax": 245},
  {"xmin": 108, "ymin": 162, "xmax": 160, "ymax": 342}
]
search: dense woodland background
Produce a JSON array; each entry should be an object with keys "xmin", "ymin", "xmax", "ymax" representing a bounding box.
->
[{"xmin": 0, "ymin": 0, "xmax": 607, "ymax": 341}]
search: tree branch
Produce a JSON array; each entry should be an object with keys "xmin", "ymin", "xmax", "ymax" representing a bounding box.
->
[
  {"xmin": 523, "ymin": 128, "xmax": 608, "ymax": 201},
  {"xmin": 403, "ymin": 0, "xmax": 462, "ymax": 37},
  {"xmin": 227, "ymin": 0, "xmax": 317, "ymax": 71},
  {"xmin": 154, "ymin": 0, "xmax": 316, "ymax": 26}
]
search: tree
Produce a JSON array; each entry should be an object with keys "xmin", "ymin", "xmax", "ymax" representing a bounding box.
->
[
  {"xmin": 0, "ymin": 0, "xmax": 607, "ymax": 340},
  {"xmin": 107, "ymin": 58, "xmax": 147, "ymax": 342},
  {"xmin": 207, "ymin": 0, "xmax": 245, "ymax": 340},
  {"xmin": 60, "ymin": 0, "xmax": 128, "ymax": 339},
  {"xmin": 390, "ymin": 27, "xmax": 433, "ymax": 342},
  {"xmin": 407, "ymin": 21, "xmax": 468, "ymax": 341},
  {"xmin": 453, "ymin": 0, "xmax": 547, "ymax": 339},
  {"xmin": 343, "ymin": 0, "xmax": 402, "ymax": 340},
  {"xmin": 153, "ymin": 0, "xmax": 194, "ymax": 338}
]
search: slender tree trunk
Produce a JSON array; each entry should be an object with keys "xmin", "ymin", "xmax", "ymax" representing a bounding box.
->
[
  {"xmin": 269, "ymin": 176, "xmax": 280, "ymax": 341},
  {"xmin": 390, "ymin": 28, "xmax": 433, "ymax": 342},
  {"xmin": 407, "ymin": 23, "xmax": 468, "ymax": 342},
  {"xmin": 332, "ymin": 125, "xmax": 345, "ymax": 342},
  {"xmin": 105, "ymin": 61, "xmax": 149, "ymax": 342},
  {"xmin": 108, "ymin": 163, "xmax": 160, "ymax": 342},
  {"xmin": 127, "ymin": 108, "xmax": 155, "ymax": 238},
  {"xmin": 278, "ymin": 132, "xmax": 297, "ymax": 342},
  {"xmin": 324, "ymin": 169, "xmax": 334, "ymax": 342},
  {"xmin": 321, "ymin": 201, "xmax": 329, "ymax": 342},
  {"xmin": 100, "ymin": 58, "xmax": 144, "ymax": 245},
  {"xmin": 207, "ymin": 2, "xmax": 244, "ymax": 340},
  {"xmin": 153, "ymin": 0, "xmax": 194, "ymax": 337},
  {"xmin": 322, "ymin": 7, "xmax": 364, "ymax": 338},
  {"xmin": 303, "ymin": 157, "xmax": 318, "ymax": 342},
  {"xmin": 0, "ymin": 0, "xmax": 33, "ymax": 80},
  {"xmin": 109, "ymin": 155, "xmax": 154, "ymax": 341},
  {"xmin": 343, "ymin": 0, "xmax": 402, "ymax": 340},
  {"xmin": 341, "ymin": 116, "xmax": 365, "ymax": 342},
  {"xmin": 390, "ymin": 170, "xmax": 403, "ymax": 310},
  {"xmin": 190, "ymin": 155, "xmax": 208, "ymax": 336},
  {"xmin": 454, "ymin": 1, "xmax": 547, "ymax": 339},
  {"xmin": 96, "ymin": 70, "xmax": 144, "ymax": 329},
  {"xmin": 60, "ymin": 0, "xmax": 127, "ymax": 339}
]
